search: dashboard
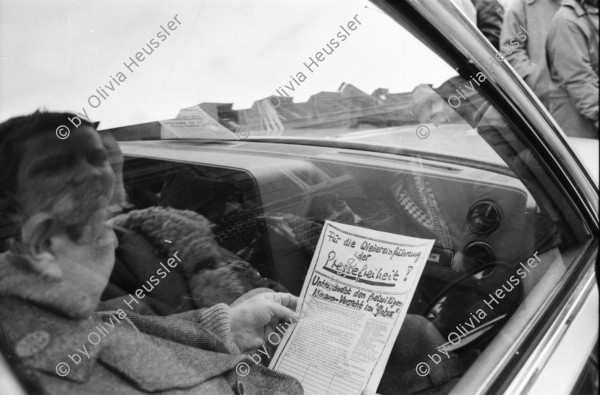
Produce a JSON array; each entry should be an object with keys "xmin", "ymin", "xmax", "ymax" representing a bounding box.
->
[{"xmin": 120, "ymin": 140, "xmax": 540, "ymax": 298}]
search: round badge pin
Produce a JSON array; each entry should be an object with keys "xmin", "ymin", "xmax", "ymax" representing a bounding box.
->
[{"xmin": 15, "ymin": 330, "xmax": 51, "ymax": 357}]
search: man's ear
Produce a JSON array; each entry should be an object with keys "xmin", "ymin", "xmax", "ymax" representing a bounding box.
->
[{"xmin": 20, "ymin": 213, "xmax": 63, "ymax": 280}]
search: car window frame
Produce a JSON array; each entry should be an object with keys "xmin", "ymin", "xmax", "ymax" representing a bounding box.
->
[{"xmin": 370, "ymin": 0, "xmax": 598, "ymax": 393}]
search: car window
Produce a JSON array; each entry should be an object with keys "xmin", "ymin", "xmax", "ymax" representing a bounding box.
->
[
  {"xmin": 108, "ymin": 1, "xmax": 592, "ymax": 391},
  {"xmin": 0, "ymin": 1, "xmax": 594, "ymax": 394}
]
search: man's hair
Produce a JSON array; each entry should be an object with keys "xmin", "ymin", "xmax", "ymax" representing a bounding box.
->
[{"xmin": 0, "ymin": 110, "xmax": 93, "ymax": 213}]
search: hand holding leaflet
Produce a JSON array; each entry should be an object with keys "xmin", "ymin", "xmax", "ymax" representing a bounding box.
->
[{"xmin": 269, "ymin": 221, "xmax": 434, "ymax": 395}]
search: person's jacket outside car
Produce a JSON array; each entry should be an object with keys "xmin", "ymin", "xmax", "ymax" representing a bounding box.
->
[
  {"xmin": 546, "ymin": 0, "xmax": 599, "ymax": 138},
  {"xmin": 471, "ymin": 0, "xmax": 504, "ymax": 49},
  {"xmin": 500, "ymin": 0, "xmax": 561, "ymax": 105}
]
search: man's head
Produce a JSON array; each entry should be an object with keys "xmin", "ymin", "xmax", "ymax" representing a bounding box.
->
[
  {"xmin": 0, "ymin": 111, "xmax": 115, "ymax": 235},
  {"xmin": 0, "ymin": 111, "xmax": 117, "ymax": 295}
]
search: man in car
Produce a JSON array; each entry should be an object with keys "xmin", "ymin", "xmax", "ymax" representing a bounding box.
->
[
  {"xmin": 0, "ymin": 111, "xmax": 464, "ymax": 394},
  {"xmin": 0, "ymin": 110, "xmax": 303, "ymax": 394}
]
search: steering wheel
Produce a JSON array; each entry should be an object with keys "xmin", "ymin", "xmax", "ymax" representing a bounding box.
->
[{"xmin": 425, "ymin": 262, "xmax": 523, "ymax": 354}]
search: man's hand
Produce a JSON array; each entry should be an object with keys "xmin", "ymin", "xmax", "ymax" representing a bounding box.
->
[{"xmin": 229, "ymin": 292, "xmax": 298, "ymax": 352}]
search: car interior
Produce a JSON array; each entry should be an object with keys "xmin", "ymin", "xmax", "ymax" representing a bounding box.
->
[{"xmin": 113, "ymin": 133, "xmax": 577, "ymax": 373}]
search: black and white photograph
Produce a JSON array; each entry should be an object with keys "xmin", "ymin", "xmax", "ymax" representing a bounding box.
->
[{"xmin": 0, "ymin": 0, "xmax": 598, "ymax": 394}]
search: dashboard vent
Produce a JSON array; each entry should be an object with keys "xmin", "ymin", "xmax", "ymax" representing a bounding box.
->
[
  {"xmin": 336, "ymin": 152, "xmax": 460, "ymax": 172},
  {"xmin": 466, "ymin": 170, "xmax": 488, "ymax": 180},
  {"xmin": 488, "ymin": 174, "xmax": 513, "ymax": 184},
  {"xmin": 466, "ymin": 170, "xmax": 513, "ymax": 184},
  {"xmin": 467, "ymin": 201, "xmax": 502, "ymax": 235},
  {"xmin": 463, "ymin": 242, "xmax": 495, "ymax": 275}
]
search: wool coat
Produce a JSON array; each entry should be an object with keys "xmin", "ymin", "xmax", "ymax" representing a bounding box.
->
[{"xmin": 0, "ymin": 251, "xmax": 303, "ymax": 394}]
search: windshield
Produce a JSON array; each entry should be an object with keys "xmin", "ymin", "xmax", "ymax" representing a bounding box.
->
[{"xmin": 0, "ymin": 0, "xmax": 506, "ymax": 165}]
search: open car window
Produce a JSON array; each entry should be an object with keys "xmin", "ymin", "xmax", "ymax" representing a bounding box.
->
[{"xmin": 0, "ymin": 1, "xmax": 595, "ymax": 394}]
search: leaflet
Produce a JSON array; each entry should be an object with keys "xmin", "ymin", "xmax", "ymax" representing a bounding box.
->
[{"xmin": 269, "ymin": 221, "xmax": 434, "ymax": 395}]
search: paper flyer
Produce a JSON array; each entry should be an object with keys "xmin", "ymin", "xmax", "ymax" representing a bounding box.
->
[{"xmin": 269, "ymin": 221, "xmax": 434, "ymax": 395}]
